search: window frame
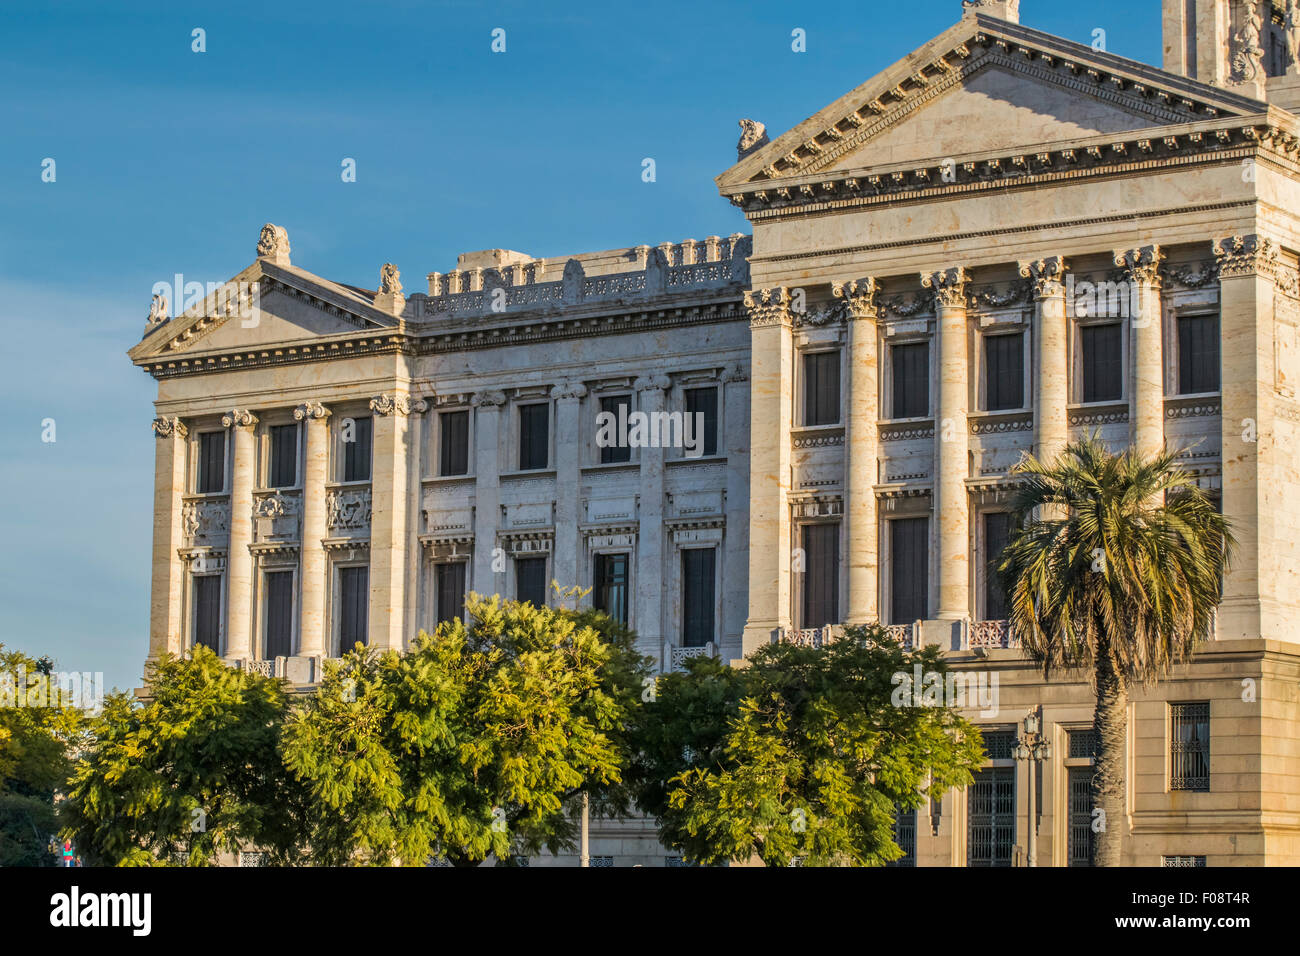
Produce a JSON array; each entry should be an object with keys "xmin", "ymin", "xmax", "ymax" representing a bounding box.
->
[
  {"xmin": 333, "ymin": 562, "xmax": 370, "ymax": 654},
  {"xmin": 799, "ymin": 348, "xmax": 842, "ymax": 427},
  {"xmin": 193, "ymin": 428, "xmax": 229, "ymax": 495},
  {"xmin": 190, "ymin": 569, "xmax": 225, "ymax": 654},
  {"xmin": 334, "ymin": 412, "xmax": 374, "ymax": 484},
  {"xmin": 514, "ymin": 554, "xmax": 549, "ymax": 608},
  {"xmin": 592, "ymin": 551, "xmax": 631, "ymax": 626},
  {"xmin": 1174, "ymin": 311, "xmax": 1222, "ymax": 397},
  {"xmin": 436, "ymin": 408, "xmax": 472, "ymax": 478},
  {"xmin": 680, "ymin": 546, "xmax": 718, "ymax": 647},
  {"xmin": 886, "ymin": 339, "xmax": 931, "ymax": 421},
  {"xmin": 517, "ymin": 401, "xmax": 552, "ymax": 472},
  {"xmin": 1169, "ymin": 700, "xmax": 1211, "ymax": 792},
  {"xmin": 979, "ymin": 329, "xmax": 1028, "ymax": 413},
  {"xmin": 261, "ymin": 567, "xmax": 297, "ymax": 659}
]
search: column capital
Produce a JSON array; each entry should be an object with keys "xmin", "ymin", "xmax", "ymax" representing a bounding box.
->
[
  {"xmin": 470, "ymin": 389, "xmax": 506, "ymax": 408},
  {"xmin": 721, "ymin": 364, "xmax": 749, "ymax": 384},
  {"xmin": 921, "ymin": 267, "xmax": 969, "ymax": 308},
  {"xmin": 1113, "ymin": 245, "xmax": 1164, "ymax": 285},
  {"xmin": 1018, "ymin": 256, "xmax": 1069, "ymax": 299},
  {"xmin": 293, "ymin": 400, "xmax": 331, "ymax": 421},
  {"xmin": 743, "ymin": 287, "xmax": 793, "ymax": 328},
  {"xmin": 831, "ymin": 277, "xmax": 880, "ymax": 319},
  {"xmin": 634, "ymin": 373, "xmax": 672, "ymax": 392},
  {"xmin": 1213, "ymin": 234, "xmax": 1279, "ymax": 280},
  {"xmin": 550, "ymin": 382, "xmax": 588, "ymax": 401},
  {"xmin": 221, "ymin": 409, "xmax": 258, "ymax": 429},
  {"xmin": 152, "ymin": 416, "xmax": 188, "ymax": 439},
  {"xmin": 369, "ymin": 393, "xmax": 427, "ymax": 417}
]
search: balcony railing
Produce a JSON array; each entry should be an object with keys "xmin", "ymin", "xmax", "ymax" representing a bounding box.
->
[
  {"xmin": 664, "ymin": 642, "xmax": 716, "ymax": 674},
  {"xmin": 774, "ymin": 623, "xmax": 915, "ymax": 649},
  {"xmin": 967, "ymin": 619, "xmax": 1018, "ymax": 649}
]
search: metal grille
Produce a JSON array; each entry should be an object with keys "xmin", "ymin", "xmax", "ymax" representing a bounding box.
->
[
  {"xmin": 981, "ymin": 730, "xmax": 1017, "ymax": 761},
  {"xmin": 1162, "ymin": 855, "xmax": 1207, "ymax": 867},
  {"xmin": 1067, "ymin": 767, "xmax": 1095, "ymax": 867},
  {"xmin": 1170, "ymin": 702, "xmax": 1210, "ymax": 791},
  {"xmin": 1068, "ymin": 729, "xmax": 1099, "ymax": 760},
  {"xmin": 887, "ymin": 806, "xmax": 917, "ymax": 867},
  {"xmin": 967, "ymin": 767, "xmax": 1015, "ymax": 867},
  {"xmin": 238, "ymin": 851, "xmax": 266, "ymax": 867},
  {"xmin": 589, "ymin": 856, "xmax": 614, "ymax": 868},
  {"xmin": 665, "ymin": 856, "xmax": 697, "ymax": 867}
]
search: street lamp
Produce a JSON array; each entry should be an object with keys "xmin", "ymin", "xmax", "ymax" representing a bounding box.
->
[{"xmin": 1012, "ymin": 708, "xmax": 1052, "ymax": 867}]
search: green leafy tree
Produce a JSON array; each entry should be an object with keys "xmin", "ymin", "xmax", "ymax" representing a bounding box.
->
[
  {"xmin": 62, "ymin": 647, "xmax": 307, "ymax": 866},
  {"xmin": 997, "ymin": 437, "xmax": 1232, "ymax": 866},
  {"xmin": 282, "ymin": 593, "xmax": 649, "ymax": 866},
  {"xmin": 633, "ymin": 629, "xmax": 985, "ymax": 866},
  {"xmin": 0, "ymin": 646, "xmax": 83, "ymax": 866}
]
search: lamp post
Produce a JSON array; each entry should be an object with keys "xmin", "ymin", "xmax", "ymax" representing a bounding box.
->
[{"xmin": 1012, "ymin": 709, "xmax": 1052, "ymax": 867}]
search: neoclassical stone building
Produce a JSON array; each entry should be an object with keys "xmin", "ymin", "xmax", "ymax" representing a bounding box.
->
[{"xmin": 130, "ymin": 0, "xmax": 1300, "ymax": 866}]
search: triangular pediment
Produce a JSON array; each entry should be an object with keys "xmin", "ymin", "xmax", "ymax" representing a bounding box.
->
[{"xmin": 717, "ymin": 13, "xmax": 1266, "ymax": 190}]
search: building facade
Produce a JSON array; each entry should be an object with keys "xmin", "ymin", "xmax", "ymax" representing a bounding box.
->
[{"xmin": 130, "ymin": 0, "xmax": 1300, "ymax": 865}]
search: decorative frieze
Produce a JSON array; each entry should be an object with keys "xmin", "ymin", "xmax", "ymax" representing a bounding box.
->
[
  {"xmin": 880, "ymin": 422, "xmax": 935, "ymax": 442},
  {"xmin": 1165, "ymin": 398, "xmax": 1222, "ymax": 419},
  {"xmin": 1068, "ymin": 404, "xmax": 1129, "ymax": 426},
  {"xmin": 1213, "ymin": 234, "xmax": 1279, "ymax": 280},
  {"xmin": 634, "ymin": 373, "xmax": 672, "ymax": 392},
  {"xmin": 326, "ymin": 488, "xmax": 372, "ymax": 532},
  {"xmin": 550, "ymin": 382, "xmax": 588, "ymax": 401},
  {"xmin": 369, "ymin": 393, "xmax": 429, "ymax": 417},
  {"xmin": 470, "ymin": 390, "xmax": 507, "ymax": 408},
  {"xmin": 1161, "ymin": 259, "xmax": 1219, "ymax": 290},
  {"xmin": 182, "ymin": 498, "xmax": 230, "ymax": 545},
  {"xmin": 969, "ymin": 412, "xmax": 1033, "ymax": 434}
]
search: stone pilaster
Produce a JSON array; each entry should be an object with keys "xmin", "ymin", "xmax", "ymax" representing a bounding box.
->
[
  {"xmin": 471, "ymin": 390, "xmax": 506, "ymax": 597},
  {"xmin": 1021, "ymin": 257, "xmax": 1069, "ymax": 464},
  {"xmin": 368, "ymin": 393, "xmax": 425, "ymax": 651},
  {"xmin": 1214, "ymin": 234, "xmax": 1278, "ymax": 641},
  {"xmin": 150, "ymin": 417, "xmax": 188, "ymax": 662},
  {"xmin": 834, "ymin": 278, "xmax": 881, "ymax": 625},
  {"xmin": 551, "ymin": 382, "xmax": 587, "ymax": 593},
  {"xmin": 741, "ymin": 288, "xmax": 794, "ymax": 656},
  {"xmin": 635, "ymin": 374, "xmax": 671, "ymax": 651},
  {"xmin": 921, "ymin": 268, "xmax": 970, "ymax": 622},
  {"xmin": 293, "ymin": 401, "xmax": 331, "ymax": 657},
  {"xmin": 221, "ymin": 409, "xmax": 258, "ymax": 660},
  {"xmin": 1116, "ymin": 246, "xmax": 1166, "ymax": 457},
  {"xmin": 721, "ymin": 365, "xmax": 750, "ymax": 662}
]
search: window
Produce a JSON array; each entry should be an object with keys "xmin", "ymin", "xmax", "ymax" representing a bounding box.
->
[
  {"xmin": 519, "ymin": 403, "xmax": 549, "ymax": 470},
  {"xmin": 887, "ymin": 807, "xmax": 917, "ymax": 867},
  {"xmin": 801, "ymin": 523, "xmax": 840, "ymax": 629},
  {"xmin": 264, "ymin": 570, "xmax": 294, "ymax": 658},
  {"xmin": 1170, "ymin": 701, "xmax": 1210, "ymax": 791},
  {"xmin": 1067, "ymin": 767, "xmax": 1095, "ymax": 867},
  {"xmin": 891, "ymin": 342, "xmax": 929, "ymax": 418},
  {"xmin": 981, "ymin": 730, "xmax": 1017, "ymax": 760},
  {"xmin": 967, "ymin": 767, "xmax": 1015, "ymax": 867},
  {"xmin": 983, "ymin": 512, "xmax": 1012, "ymax": 621},
  {"xmin": 593, "ymin": 553, "xmax": 629, "ymax": 625},
  {"xmin": 268, "ymin": 424, "xmax": 298, "ymax": 488},
  {"xmin": 1080, "ymin": 323, "xmax": 1123, "ymax": 402},
  {"xmin": 599, "ymin": 395, "xmax": 631, "ymax": 464},
  {"xmin": 516, "ymin": 557, "xmax": 547, "ymax": 607},
  {"xmin": 681, "ymin": 548, "xmax": 716, "ymax": 647},
  {"xmin": 342, "ymin": 416, "xmax": 372, "ymax": 482},
  {"xmin": 685, "ymin": 387, "xmax": 718, "ymax": 456},
  {"xmin": 435, "ymin": 562, "xmax": 466, "ymax": 626},
  {"xmin": 1178, "ymin": 314, "xmax": 1220, "ymax": 394},
  {"xmin": 197, "ymin": 432, "xmax": 225, "ymax": 494},
  {"xmin": 338, "ymin": 565, "xmax": 369, "ymax": 651},
  {"xmin": 984, "ymin": 333, "xmax": 1024, "ymax": 410},
  {"xmin": 890, "ymin": 517, "xmax": 928, "ymax": 624},
  {"xmin": 802, "ymin": 351, "xmax": 840, "ymax": 426},
  {"xmin": 193, "ymin": 574, "xmax": 222, "ymax": 652},
  {"xmin": 439, "ymin": 410, "xmax": 469, "ymax": 476}
]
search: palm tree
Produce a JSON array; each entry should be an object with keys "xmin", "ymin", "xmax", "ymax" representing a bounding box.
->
[{"xmin": 997, "ymin": 436, "xmax": 1233, "ymax": 866}]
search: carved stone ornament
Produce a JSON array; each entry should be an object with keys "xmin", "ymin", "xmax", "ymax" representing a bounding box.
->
[
  {"xmin": 152, "ymin": 416, "xmax": 188, "ymax": 439},
  {"xmin": 145, "ymin": 293, "xmax": 169, "ymax": 334},
  {"xmin": 1231, "ymin": 3, "xmax": 1265, "ymax": 84},
  {"xmin": 1114, "ymin": 245, "xmax": 1165, "ymax": 286},
  {"xmin": 743, "ymin": 287, "xmax": 792, "ymax": 328},
  {"xmin": 737, "ymin": 118, "xmax": 770, "ymax": 160},
  {"xmin": 221, "ymin": 409, "xmax": 259, "ymax": 429},
  {"xmin": 920, "ymin": 267, "xmax": 969, "ymax": 308},
  {"xmin": 378, "ymin": 263, "xmax": 402, "ymax": 296},
  {"xmin": 721, "ymin": 364, "xmax": 749, "ymax": 384},
  {"xmin": 831, "ymin": 277, "xmax": 879, "ymax": 319},
  {"xmin": 370, "ymin": 393, "xmax": 428, "ymax": 417},
  {"xmin": 256, "ymin": 223, "xmax": 291, "ymax": 262},
  {"xmin": 1287, "ymin": 0, "xmax": 1300, "ymax": 75},
  {"xmin": 1018, "ymin": 256, "xmax": 1069, "ymax": 299},
  {"xmin": 1213, "ymin": 234, "xmax": 1279, "ymax": 279},
  {"xmin": 253, "ymin": 493, "xmax": 300, "ymax": 519},
  {"xmin": 293, "ymin": 401, "xmax": 331, "ymax": 421},
  {"xmin": 470, "ymin": 390, "xmax": 507, "ymax": 408},
  {"xmin": 634, "ymin": 373, "xmax": 672, "ymax": 392},
  {"xmin": 550, "ymin": 382, "xmax": 589, "ymax": 401}
]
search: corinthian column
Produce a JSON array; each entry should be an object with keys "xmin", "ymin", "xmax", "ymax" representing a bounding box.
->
[
  {"xmin": 368, "ymin": 393, "xmax": 425, "ymax": 651},
  {"xmin": 150, "ymin": 417, "xmax": 188, "ymax": 662},
  {"xmin": 741, "ymin": 288, "xmax": 794, "ymax": 656},
  {"xmin": 221, "ymin": 409, "xmax": 258, "ymax": 660},
  {"xmin": 471, "ymin": 390, "xmax": 506, "ymax": 596},
  {"xmin": 834, "ymin": 278, "xmax": 880, "ymax": 625},
  {"xmin": 1115, "ymin": 245, "xmax": 1165, "ymax": 457},
  {"xmin": 1021, "ymin": 257, "xmax": 1069, "ymax": 464},
  {"xmin": 921, "ymin": 268, "xmax": 970, "ymax": 624},
  {"xmin": 551, "ymin": 383, "xmax": 587, "ymax": 593},
  {"xmin": 294, "ymin": 401, "xmax": 331, "ymax": 658},
  {"xmin": 635, "ymin": 374, "xmax": 671, "ymax": 654}
]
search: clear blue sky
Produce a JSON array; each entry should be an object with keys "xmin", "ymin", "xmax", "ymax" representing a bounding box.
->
[{"xmin": 0, "ymin": 0, "xmax": 1162, "ymax": 692}]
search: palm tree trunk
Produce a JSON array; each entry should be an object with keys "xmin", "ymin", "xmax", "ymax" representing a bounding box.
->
[{"xmin": 1092, "ymin": 637, "xmax": 1128, "ymax": 866}]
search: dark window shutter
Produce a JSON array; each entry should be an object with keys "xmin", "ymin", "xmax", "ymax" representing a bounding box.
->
[
  {"xmin": 985, "ymin": 334, "xmax": 1024, "ymax": 410},
  {"xmin": 264, "ymin": 571, "xmax": 294, "ymax": 658},
  {"xmin": 439, "ymin": 411, "xmax": 469, "ymax": 476},
  {"xmin": 1179, "ymin": 315, "xmax": 1221, "ymax": 394},
  {"xmin": 435, "ymin": 562, "xmax": 466, "ymax": 625},
  {"xmin": 194, "ymin": 575, "xmax": 222, "ymax": 652},
  {"xmin": 685, "ymin": 387, "xmax": 719, "ymax": 456},
  {"xmin": 593, "ymin": 553, "xmax": 630, "ymax": 624},
  {"xmin": 198, "ymin": 432, "xmax": 225, "ymax": 494},
  {"xmin": 983, "ymin": 512, "xmax": 1012, "ymax": 620},
  {"xmin": 516, "ymin": 557, "xmax": 547, "ymax": 607},
  {"xmin": 344, "ymin": 417, "xmax": 372, "ymax": 482},
  {"xmin": 682, "ymin": 548, "xmax": 716, "ymax": 646},
  {"xmin": 599, "ymin": 396, "xmax": 631, "ymax": 464},
  {"xmin": 519, "ymin": 404, "xmax": 549, "ymax": 470},
  {"xmin": 801, "ymin": 523, "xmax": 840, "ymax": 628},
  {"xmin": 803, "ymin": 351, "xmax": 841, "ymax": 426},
  {"xmin": 892, "ymin": 342, "xmax": 929, "ymax": 418},
  {"xmin": 890, "ymin": 517, "xmax": 929, "ymax": 623},
  {"xmin": 1081, "ymin": 323, "xmax": 1123, "ymax": 403},
  {"xmin": 338, "ymin": 565, "xmax": 369, "ymax": 650},
  {"xmin": 269, "ymin": 424, "xmax": 298, "ymax": 488}
]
